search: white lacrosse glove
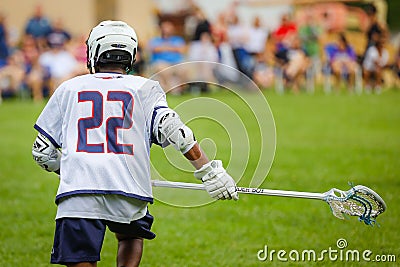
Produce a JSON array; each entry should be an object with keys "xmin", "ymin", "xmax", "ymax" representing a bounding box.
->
[
  {"xmin": 32, "ymin": 133, "xmax": 61, "ymax": 174},
  {"xmin": 194, "ymin": 160, "xmax": 238, "ymax": 201}
]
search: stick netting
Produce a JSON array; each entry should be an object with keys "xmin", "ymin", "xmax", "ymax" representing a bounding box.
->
[{"xmin": 325, "ymin": 185, "xmax": 386, "ymax": 225}]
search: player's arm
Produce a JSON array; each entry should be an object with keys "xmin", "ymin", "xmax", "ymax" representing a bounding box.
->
[
  {"xmin": 154, "ymin": 109, "xmax": 238, "ymax": 200},
  {"xmin": 183, "ymin": 142, "xmax": 209, "ymax": 169},
  {"xmin": 32, "ymin": 133, "xmax": 61, "ymax": 174},
  {"xmin": 32, "ymin": 84, "xmax": 63, "ymax": 175}
]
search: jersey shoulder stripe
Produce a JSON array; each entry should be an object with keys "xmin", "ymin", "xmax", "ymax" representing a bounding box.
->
[{"xmin": 34, "ymin": 124, "xmax": 61, "ymax": 148}]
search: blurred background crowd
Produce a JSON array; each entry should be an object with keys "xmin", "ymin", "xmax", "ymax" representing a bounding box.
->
[{"xmin": 0, "ymin": 0, "xmax": 399, "ymax": 102}]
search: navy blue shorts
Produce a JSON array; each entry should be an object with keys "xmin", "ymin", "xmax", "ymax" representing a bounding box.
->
[{"xmin": 50, "ymin": 213, "xmax": 155, "ymax": 264}]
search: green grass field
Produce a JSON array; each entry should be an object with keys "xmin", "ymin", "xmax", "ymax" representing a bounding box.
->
[{"xmin": 0, "ymin": 89, "xmax": 399, "ymax": 266}]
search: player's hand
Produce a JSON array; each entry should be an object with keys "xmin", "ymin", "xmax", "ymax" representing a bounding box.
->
[
  {"xmin": 32, "ymin": 133, "xmax": 61, "ymax": 174},
  {"xmin": 194, "ymin": 160, "xmax": 239, "ymax": 201}
]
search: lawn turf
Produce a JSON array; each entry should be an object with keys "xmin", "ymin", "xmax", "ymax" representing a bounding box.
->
[{"xmin": 0, "ymin": 89, "xmax": 399, "ymax": 266}]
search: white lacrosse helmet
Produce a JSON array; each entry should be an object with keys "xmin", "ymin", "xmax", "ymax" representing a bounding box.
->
[{"xmin": 86, "ymin": 20, "xmax": 138, "ymax": 73}]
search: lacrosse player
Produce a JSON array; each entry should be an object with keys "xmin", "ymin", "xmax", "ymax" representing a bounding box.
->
[{"xmin": 31, "ymin": 21, "xmax": 238, "ymax": 267}]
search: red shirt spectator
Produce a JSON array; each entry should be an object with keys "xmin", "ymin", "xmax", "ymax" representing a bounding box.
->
[{"xmin": 273, "ymin": 14, "xmax": 297, "ymax": 42}]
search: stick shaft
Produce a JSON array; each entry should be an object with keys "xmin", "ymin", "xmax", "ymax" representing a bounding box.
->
[{"xmin": 151, "ymin": 180, "xmax": 325, "ymax": 200}]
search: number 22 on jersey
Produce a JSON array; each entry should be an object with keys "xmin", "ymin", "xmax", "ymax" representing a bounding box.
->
[{"xmin": 77, "ymin": 91, "xmax": 134, "ymax": 155}]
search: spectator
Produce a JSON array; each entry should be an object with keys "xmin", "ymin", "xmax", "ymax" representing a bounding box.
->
[
  {"xmin": 299, "ymin": 12, "xmax": 321, "ymax": 70},
  {"xmin": 188, "ymin": 31, "xmax": 218, "ymax": 63},
  {"xmin": 38, "ymin": 34, "xmax": 78, "ymax": 95},
  {"xmin": 227, "ymin": 14, "xmax": 253, "ymax": 78},
  {"xmin": 363, "ymin": 38, "xmax": 389, "ymax": 94},
  {"xmin": 364, "ymin": 4, "xmax": 387, "ymax": 51},
  {"xmin": 191, "ymin": 8, "xmax": 211, "ymax": 41},
  {"xmin": 245, "ymin": 16, "xmax": 273, "ymax": 89},
  {"xmin": 329, "ymin": 33, "xmax": 359, "ymax": 90},
  {"xmin": 273, "ymin": 13, "xmax": 297, "ymax": 51},
  {"xmin": 245, "ymin": 16, "xmax": 268, "ymax": 57},
  {"xmin": 0, "ymin": 50, "xmax": 25, "ymax": 99},
  {"xmin": 0, "ymin": 13, "xmax": 9, "ymax": 68},
  {"xmin": 187, "ymin": 31, "xmax": 218, "ymax": 93},
  {"xmin": 149, "ymin": 20, "xmax": 186, "ymax": 94},
  {"xmin": 212, "ymin": 12, "xmax": 239, "ymax": 84},
  {"xmin": 273, "ymin": 14, "xmax": 298, "ymax": 73},
  {"xmin": 282, "ymin": 35, "xmax": 309, "ymax": 93},
  {"xmin": 46, "ymin": 18, "xmax": 71, "ymax": 48},
  {"xmin": 24, "ymin": 5, "xmax": 52, "ymax": 50},
  {"xmin": 211, "ymin": 12, "xmax": 228, "ymax": 48},
  {"xmin": 252, "ymin": 52, "xmax": 274, "ymax": 89},
  {"xmin": 21, "ymin": 35, "xmax": 48, "ymax": 101}
]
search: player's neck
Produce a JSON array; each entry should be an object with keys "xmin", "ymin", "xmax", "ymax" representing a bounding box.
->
[{"xmin": 97, "ymin": 68, "xmax": 126, "ymax": 75}]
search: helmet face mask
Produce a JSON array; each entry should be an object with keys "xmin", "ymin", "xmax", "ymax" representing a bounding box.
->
[{"xmin": 86, "ymin": 20, "xmax": 138, "ymax": 73}]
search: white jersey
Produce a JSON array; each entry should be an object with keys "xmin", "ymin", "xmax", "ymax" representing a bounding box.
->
[{"xmin": 35, "ymin": 73, "xmax": 168, "ymax": 205}]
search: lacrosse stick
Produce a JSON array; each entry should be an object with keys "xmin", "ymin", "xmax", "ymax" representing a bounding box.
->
[{"xmin": 151, "ymin": 180, "xmax": 386, "ymax": 225}]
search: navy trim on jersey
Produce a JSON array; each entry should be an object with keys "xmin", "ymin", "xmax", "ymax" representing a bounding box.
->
[
  {"xmin": 150, "ymin": 106, "xmax": 168, "ymax": 146},
  {"xmin": 55, "ymin": 190, "xmax": 154, "ymax": 204},
  {"xmin": 34, "ymin": 124, "xmax": 61, "ymax": 148}
]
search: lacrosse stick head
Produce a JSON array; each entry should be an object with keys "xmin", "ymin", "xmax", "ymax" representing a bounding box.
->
[{"xmin": 324, "ymin": 185, "xmax": 386, "ymax": 225}]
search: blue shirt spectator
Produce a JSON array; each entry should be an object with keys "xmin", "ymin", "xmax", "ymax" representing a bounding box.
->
[
  {"xmin": 25, "ymin": 5, "xmax": 52, "ymax": 39},
  {"xmin": 149, "ymin": 21, "xmax": 185, "ymax": 65},
  {"xmin": 149, "ymin": 36, "xmax": 185, "ymax": 64},
  {"xmin": 148, "ymin": 21, "xmax": 186, "ymax": 94},
  {"xmin": 325, "ymin": 41, "xmax": 357, "ymax": 66}
]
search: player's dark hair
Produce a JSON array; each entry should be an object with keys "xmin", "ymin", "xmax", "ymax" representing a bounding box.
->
[{"xmin": 94, "ymin": 50, "xmax": 136, "ymax": 73}]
